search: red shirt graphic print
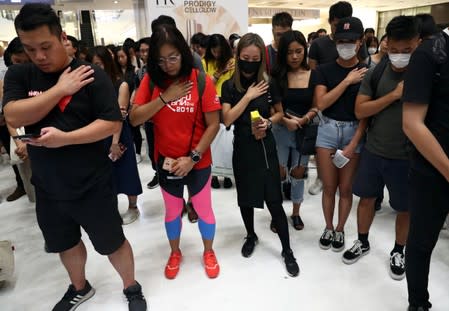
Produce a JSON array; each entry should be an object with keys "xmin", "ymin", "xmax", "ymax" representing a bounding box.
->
[{"xmin": 134, "ymin": 69, "xmax": 221, "ymax": 169}]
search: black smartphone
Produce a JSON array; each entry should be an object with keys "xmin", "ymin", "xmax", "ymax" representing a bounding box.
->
[{"xmin": 12, "ymin": 133, "xmax": 41, "ymax": 141}]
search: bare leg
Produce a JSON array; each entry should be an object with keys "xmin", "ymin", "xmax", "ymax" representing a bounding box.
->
[
  {"xmin": 357, "ymin": 197, "xmax": 376, "ymax": 234},
  {"xmin": 59, "ymin": 241, "xmax": 87, "ymax": 291},
  {"xmin": 108, "ymin": 239, "xmax": 136, "ymax": 289},
  {"xmin": 396, "ymin": 212, "xmax": 410, "ymax": 245},
  {"xmin": 335, "ymin": 154, "xmax": 360, "ymax": 232},
  {"xmin": 316, "ymin": 147, "xmax": 339, "ymax": 230},
  {"xmin": 290, "ymin": 165, "xmax": 306, "ymax": 217}
]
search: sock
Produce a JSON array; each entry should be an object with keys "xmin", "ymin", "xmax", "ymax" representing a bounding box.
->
[
  {"xmin": 391, "ymin": 243, "xmax": 405, "ymax": 255},
  {"xmin": 358, "ymin": 233, "xmax": 369, "ymax": 247}
]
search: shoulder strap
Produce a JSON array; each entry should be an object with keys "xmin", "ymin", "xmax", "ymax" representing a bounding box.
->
[{"xmin": 370, "ymin": 54, "xmax": 389, "ymax": 99}]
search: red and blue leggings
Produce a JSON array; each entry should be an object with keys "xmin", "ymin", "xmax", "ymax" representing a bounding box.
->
[{"xmin": 160, "ymin": 167, "xmax": 215, "ymax": 241}]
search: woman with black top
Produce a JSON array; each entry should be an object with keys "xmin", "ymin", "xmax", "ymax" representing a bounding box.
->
[
  {"xmin": 314, "ymin": 17, "xmax": 368, "ymax": 253},
  {"xmin": 114, "ymin": 46, "xmax": 143, "ymax": 163},
  {"xmin": 89, "ymin": 46, "xmax": 143, "ymax": 225},
  {"xmin": 271, "ymin": 30, "xmax": 319, "ymax": 231},
  {"xmin": 221, "ymin": 33, "xmax": 299, "ymax": 277}
]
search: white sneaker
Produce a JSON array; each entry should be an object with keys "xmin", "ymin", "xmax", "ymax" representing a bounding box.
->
[
  {"xmin": 309, "ymin": 177, "xmax": 323, "ymax": 195},
  {"xmin": 121, "ymin": 208, "xmax": 140, "ymax": 225},
  {"xmin": 136, "ymin": 154, "xmax": 142, "ymax": 164}
]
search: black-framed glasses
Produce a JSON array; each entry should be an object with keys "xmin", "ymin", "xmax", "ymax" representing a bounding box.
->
[{"xmin": 157, "ymin": 54, "xmax": 181, "ymax": 66}]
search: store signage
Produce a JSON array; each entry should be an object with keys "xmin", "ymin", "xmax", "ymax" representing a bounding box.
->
[{"xmin": 148, "ymin": 0, "xmax": 248, "ymax": 40}]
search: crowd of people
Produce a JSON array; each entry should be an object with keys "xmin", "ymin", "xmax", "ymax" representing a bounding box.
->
[{"xmin": 1, "ymin": 1, "xmax": 449, "ymax": 311}]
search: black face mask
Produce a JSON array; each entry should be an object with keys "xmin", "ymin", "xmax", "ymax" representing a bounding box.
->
[{"xmin": 238, "ymin": 59, "xmax": 261, "ymax": 75}]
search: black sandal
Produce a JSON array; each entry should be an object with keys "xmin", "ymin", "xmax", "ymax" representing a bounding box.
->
[
  {"xmin": 291, "ymin": 215, "xmax": 304, "ymax": 230},
  {"xmin": 270, "ymin": 220, "xmax": 277, "ymax": 233}
]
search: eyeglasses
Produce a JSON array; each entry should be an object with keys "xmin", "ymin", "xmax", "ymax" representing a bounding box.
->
[{"xmin": 157, "ymin": 54, "xmax": 181, "ymax": 66}]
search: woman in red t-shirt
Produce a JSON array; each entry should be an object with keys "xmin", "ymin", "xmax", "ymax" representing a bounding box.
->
[{"xmin": 130, "ymin": 25, "xmax": 221, "ymax": 280}]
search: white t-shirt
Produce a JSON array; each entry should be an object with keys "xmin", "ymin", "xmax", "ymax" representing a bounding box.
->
[{"xmin": 444, "ymin": 27, "xmax": 449, "ymax": 36}]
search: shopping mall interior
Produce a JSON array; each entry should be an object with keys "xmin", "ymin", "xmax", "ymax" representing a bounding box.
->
[{"xmin": 0, "ymin": 0, "xmax": 449, "ymax": 310}]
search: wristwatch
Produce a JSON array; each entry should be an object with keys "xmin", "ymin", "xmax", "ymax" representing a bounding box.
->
[{"xmin": 190, "ymin": 150, "xmax": 202, "ymax": 163}]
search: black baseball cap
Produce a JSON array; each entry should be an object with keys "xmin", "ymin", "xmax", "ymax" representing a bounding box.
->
[{"xmin": 334, "ymin": 17, "xmax": 364, "ymax": 41}]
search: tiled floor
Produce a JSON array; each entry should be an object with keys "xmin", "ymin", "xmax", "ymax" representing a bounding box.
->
[{"xmin": 0, "ymin": 154, "xmax": 448, "ymax": 311}]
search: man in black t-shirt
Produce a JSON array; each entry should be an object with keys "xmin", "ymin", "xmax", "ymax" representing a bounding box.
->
[
  {"xmin": 2, "ymin": 4, "xmax": 146, "ymax": 311},
  {"xmin": 342, "ymin": 16, "xmax": 420, "ymax": 281},
  {"xmin": 266, "ymin": 12, "xmax": 293, "ymax": 73},
  {"xmin": 402, "ymin": 30, "xmax": 449, "ymax": 311},
  {"xmin": 308, "ymin": 1, "xmax": 369, "ymax": 70}
]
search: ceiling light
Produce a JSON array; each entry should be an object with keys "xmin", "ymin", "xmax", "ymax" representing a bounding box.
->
[{"xmin": 114, "ymin": 0, "xmax": 118, "ymax": 3}]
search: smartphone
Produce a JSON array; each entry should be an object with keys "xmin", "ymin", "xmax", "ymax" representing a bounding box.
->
[{"xmin": 12, "ymin": 133, "xmax": 41, "ymax": 141}]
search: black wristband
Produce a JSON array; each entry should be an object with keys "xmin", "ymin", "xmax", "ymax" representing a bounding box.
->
[{"xmin": 159, "ymin": 94, "xmax": 168, "ymax": 105}]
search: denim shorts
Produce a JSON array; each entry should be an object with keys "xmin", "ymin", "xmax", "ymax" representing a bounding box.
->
[{"xmin": 315, "ymin": 115, "xmax": 363, "ymax": 153}]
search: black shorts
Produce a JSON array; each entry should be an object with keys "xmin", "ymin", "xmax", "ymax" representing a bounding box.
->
[
  {"xmin": 353, "ymin": 148, "xmax": 409, "ymax": 212},
  {"xmin": 35, "ymin": 179, "xmax": 125, "ymax": 255}
]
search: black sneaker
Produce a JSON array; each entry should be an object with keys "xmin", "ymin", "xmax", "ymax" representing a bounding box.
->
[
  {"xmin": 52, "ymin": 280, "xmax": 95, "ymax": 311},
  {"xmin": 389, "ymin": 252, "xmax": 405, "ymax": 281},
  {"xmin": 147, "ymin": 173, "xmax": 159, "ymax": 189},
  {"xmin": 342, "ymin": 240, "xmax": 370, "ymax": 264},
  {"xmin": 123, "ymin": 281, "xmax": 147, "ymax": 311},
  {"xmin": 331, "ymin": 231, "xmax": 345, "ymax": 252},
  {"xmin": 241, "ymin": 234, "xmax": 258, "ymax": 258},
  {"xmin": 223, "ymin": 177, "xmax": 233, "ymax": 188},
  {"xmin": 319, "ymin": 229, "xmax": 334, "ymax": 250},
  {"xmin": 211, "ymin": 176, "xmax": 220, "ymax": 189},
  {"xmin": 281, "ymin": 249, "xmax": 299, "ymax": 277}
]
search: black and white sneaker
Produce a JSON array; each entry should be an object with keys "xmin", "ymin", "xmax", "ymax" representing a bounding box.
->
[
  {"xmin": 319, "ymin": 228, "xmax": 334, "ymax": 250},
  {"xmin": 342, "ymin": 240, "xmax": 370, "ymax": 264},
  {"xmin": 390, "ymin": 252, "xmax": 405, "ymax": 280},
  {"xmin": 281, "ymin": 249, "xmax": 299, "ymax": 277},
  {"xmin": 124, "ymin": 281, "xmax": 147, "ymax": 311},
  {"xmin": 52, "ymin": 280, "xmax": 95, "ymax": 311},
  {"xmin": 331, "ymin": 231, "xmax": 345, "ymax": 252}
]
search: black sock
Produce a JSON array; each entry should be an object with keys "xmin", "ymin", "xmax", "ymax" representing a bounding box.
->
[
  {"xmin": 358, "ymin": 233, "xmax": 369, "ymax": 247},
  {"xmin": 391, "ymin": 243, "xmax": 405, "ymax": 255}
]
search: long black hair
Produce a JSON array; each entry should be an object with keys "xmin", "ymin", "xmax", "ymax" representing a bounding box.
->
[
  {"xmin": 204, "ymin": 34, "xmax": 233, "ymax": 73},
  {"xmin": 272, "ymin": 30, "xmax": 309, "ymax": 95},
  {"xmin": 114, "ymin": 45, "xmax": 134, "ymax": 73},
  {"xmin": 88, "ymin": 46, "xmax": 122, "ymax": 83},
  {"xmin": 147, "ymin": 25, "xmax": 193, "ymax": 89}
]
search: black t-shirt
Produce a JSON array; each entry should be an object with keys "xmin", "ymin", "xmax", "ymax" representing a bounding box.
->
[
  {"xmin": 266, "ymin": 44, "xmax": 278, "ymax": 73},
  {"xmin": 316, "ymin": 62, "xmax": 367, "ymax": 121},
  {"xmin": 2, "ymin": 58, "xmax": 121, "ymax": 200},
  {"xmin": 271, "ymin": 70, "xmax": 317, "ymax": 116},
  {"xmin": 403, "ymin": 32, "xmax": 449, "ymax": 175},
  {"xmin": 309, "ymin": 35, "xmax": 369, "ymax": 66},
  {"xmin": 221, "ymin": 75, "xmax": 274, "ymax": 138}
]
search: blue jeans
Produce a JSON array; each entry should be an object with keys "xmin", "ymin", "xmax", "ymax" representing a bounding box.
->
[
  {"xmin": 272, "ymin": 124, "xmax": 309, "ymax": 204},
  {"xmin": 316, "ymin": 115, "xmax": 363, "ymax": 153}
]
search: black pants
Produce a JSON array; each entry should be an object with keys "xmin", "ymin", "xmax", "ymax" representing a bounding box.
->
[
  {"xmin": 144, "ymin": 122, "xmax": 156, "ymax": 171},
  {"xmin": 240, "ymin": 204, "xmax": 291, "ymax": 253},
  {"xmin": 406, "ymin": 168, "xmax": 449, "ymax": 308},
  {"xmin": 130, "ymin": 124, "xmax": 142, "ymax": 155},
  {"xmin": 0, "ymin": 125, "xmax": 24, "ymax": 189}
]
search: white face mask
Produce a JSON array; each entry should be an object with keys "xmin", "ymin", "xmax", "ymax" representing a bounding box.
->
[
  {"xmin": 368, "ymin": 47, "xmax": 377, "ymax": 55},
  {"xmin": 389, "ymin": 53, "xmax": 411, "ymax": 69},
  {"xmin": 336, "ymin": 43, "xmax": 357, "ymax": 60}
]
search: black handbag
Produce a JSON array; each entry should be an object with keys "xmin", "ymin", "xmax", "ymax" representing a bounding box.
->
[{"xmin": 295, "ymin": 115, "xmax": 319, "ymax": 155}]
